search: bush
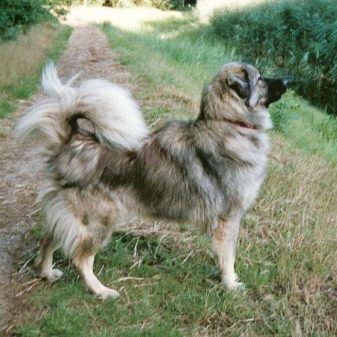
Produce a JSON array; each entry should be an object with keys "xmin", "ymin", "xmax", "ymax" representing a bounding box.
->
[
  {"xmin": 0, "ymin": 0, "xmax": 69, "ymax": 40},
  {"xmin": 210, "ymin": 0, "xmax": 337, "ymax": 115}
]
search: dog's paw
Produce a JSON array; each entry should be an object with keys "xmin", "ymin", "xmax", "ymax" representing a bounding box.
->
[
  {"xmin": 97, "ymin": 287, "xmax": 120, "ymax": 300},
  {"xmin": 41, "ymin": 268, "xmax": 64, "ymax": 283},
  {"xmin": 222, "ymin": 274, "xmax": 245, "ymax": 291},
  {"xmin": 226, "ymin": 280, "xmax": 246, "ymax": 291}
]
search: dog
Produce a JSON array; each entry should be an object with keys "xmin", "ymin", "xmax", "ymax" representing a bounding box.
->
[{"xmin": 16, "ymin": 62, "xmax": 287, "ymax": 299}]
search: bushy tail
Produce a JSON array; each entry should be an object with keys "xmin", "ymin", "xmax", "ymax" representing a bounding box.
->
[{"xmin": 15, "ymin": 63, "xmax": 149, "ymax": 149}]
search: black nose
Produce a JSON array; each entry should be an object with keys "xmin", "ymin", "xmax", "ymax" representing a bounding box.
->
[{"xmin": 263, "ymin": 78, "xmax": 288, "ymax": 107}]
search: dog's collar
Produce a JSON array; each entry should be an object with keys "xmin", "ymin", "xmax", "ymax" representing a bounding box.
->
[{"xmin": 224, "ymin": 118, "xmax": 257, "ymax": 130}]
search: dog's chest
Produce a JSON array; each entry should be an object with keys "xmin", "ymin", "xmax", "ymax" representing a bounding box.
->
[
  {"xmin": 233, "ymin": 161, "xmax": 267, "ymax": 211},
  {"xmin": 218, "ymin": 135, "xmax": 269, "ymax": 212}
]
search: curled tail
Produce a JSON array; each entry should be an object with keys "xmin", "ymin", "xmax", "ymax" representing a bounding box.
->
[{"xmin": 16, "ymin": 63, "xmax": 149, "ymax": 149}]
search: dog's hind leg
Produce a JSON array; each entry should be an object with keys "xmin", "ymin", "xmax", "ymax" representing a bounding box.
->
[
  {"xmin": 72, "ymin": 240, "xmax": 119, "ymax": 300},
  {"xmin": 36, "ymin": 233, "xmax": 63, "ymax": 282},
  {"xmin": 212, "ymin": 216, "xmax": 244, "ymax": 290}
]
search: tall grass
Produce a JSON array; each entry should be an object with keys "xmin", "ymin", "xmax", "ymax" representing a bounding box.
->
[
  {"xmin": 0, "ymin": 22, "xmax": 72, "ymax": 119},
  {"xmin": 210, "ymin": 0, "xmax": 337, "ymax": 115}
]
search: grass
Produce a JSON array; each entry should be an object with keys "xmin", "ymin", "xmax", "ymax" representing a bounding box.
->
[
  {"xmin": 0, "ymin": 21, "xmax": 72, "ymax": 119},
  {"xmin": 15, "ymin": 8, "xmax": 337, "ymax": 337}
]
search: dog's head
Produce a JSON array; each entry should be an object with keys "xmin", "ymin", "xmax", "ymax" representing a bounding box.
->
[{"xmin": 199, "ymin": 62, "xmax": 287, "ymax": 130}]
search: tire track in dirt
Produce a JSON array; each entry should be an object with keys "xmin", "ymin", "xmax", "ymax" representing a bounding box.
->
[{"xmin": 0, "ymin": 21, "xmax": 136, "ymax": 334}]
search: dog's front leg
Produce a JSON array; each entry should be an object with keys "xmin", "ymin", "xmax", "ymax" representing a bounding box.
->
[{"xmin": 211, "ymin": 216, "xmax": 244, "ymax": 290}]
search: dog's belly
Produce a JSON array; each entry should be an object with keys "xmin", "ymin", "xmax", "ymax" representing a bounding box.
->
[
  {"xmin": 116, "ymin": 191, "xmax": 210, "ymax": 227},
  {"xmin": 114, "ymin": 161, "xmax": 267, "ymax": 227}
]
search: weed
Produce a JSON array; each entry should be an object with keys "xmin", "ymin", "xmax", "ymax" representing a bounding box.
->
[{"xmin": 0, "ymin": 101, "xmax": 14, "ymax": 119}]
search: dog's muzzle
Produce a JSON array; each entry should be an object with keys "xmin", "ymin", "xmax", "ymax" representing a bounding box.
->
[{"xmin": 263, "ymin": 78, "xmax": 288, "ymax": 107}]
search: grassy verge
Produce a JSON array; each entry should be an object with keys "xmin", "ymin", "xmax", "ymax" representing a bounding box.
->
[
  {"xmin": 16, "ymin": 9, "xmax": 337, "ymax": 337},
  {"xmin": 0, "ymin": 21, "xmax": 72, "ymax": 119}
]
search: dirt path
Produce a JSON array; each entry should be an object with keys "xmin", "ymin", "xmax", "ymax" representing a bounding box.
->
[{"xmin": 0, "ymin": 17, "xmax": 136, "ymax": 334}]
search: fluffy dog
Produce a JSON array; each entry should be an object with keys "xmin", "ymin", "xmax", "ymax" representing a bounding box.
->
[{"xmin": 16, "ymin": 62, "xmax": 287, "ymax": 299}]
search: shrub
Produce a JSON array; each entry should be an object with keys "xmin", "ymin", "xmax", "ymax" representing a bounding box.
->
[{"xmin": 210, "ymin": 0, "xmax": 337, "ymax": 115}]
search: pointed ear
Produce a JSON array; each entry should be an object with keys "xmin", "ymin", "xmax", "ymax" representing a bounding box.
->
[{"xmin": 227, "ymin": 73, "xmax": 250, "ymax": 99}]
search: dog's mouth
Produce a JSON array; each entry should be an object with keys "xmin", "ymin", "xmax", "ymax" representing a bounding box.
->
[{"xmin": 263, "ymin": 78, "xmax": 288, "ymax": 107}]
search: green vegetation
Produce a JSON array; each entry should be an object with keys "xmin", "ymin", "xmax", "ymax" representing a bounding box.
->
[
  {"xmin": 0, "ymin": 0, "xmax": 70, "ymax": 40},
  {"xmin": 16, "ymin": 8, "xmax": 337, "ymax": 337},
  {"xmin": 0, "ymin": 23, "xmax": 72, "ymax": 119},
  {"xmin": 211, "ymin": 0, "xmax": 337, "ymax": 115}
]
